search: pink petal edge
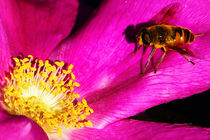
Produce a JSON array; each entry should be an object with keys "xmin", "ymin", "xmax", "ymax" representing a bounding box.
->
[{"xmin": 69, "ymin": 119, "xmax": 210, "ymax": 140}]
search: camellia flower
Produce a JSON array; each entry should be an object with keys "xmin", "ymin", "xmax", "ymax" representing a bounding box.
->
[{"xmin": 0, "ymin": 0, "xmax": 210, "ymax": 140}]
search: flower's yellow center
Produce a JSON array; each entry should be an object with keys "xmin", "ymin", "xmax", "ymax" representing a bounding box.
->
[{"xmin": 1, "ymin": 55, "xmax": 93, "ymax": 138}]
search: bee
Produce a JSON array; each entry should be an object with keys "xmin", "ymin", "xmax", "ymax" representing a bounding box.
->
[
  {"xmin": 133, "ymin": 3, "xmax": 203, "ymax": 74},
  {"xmin": 133, "ymin": 3, "xmax": 202, "ymax": 74}
]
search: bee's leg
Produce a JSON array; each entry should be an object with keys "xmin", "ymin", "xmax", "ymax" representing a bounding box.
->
[
  {"xmin": 140, "ymin": 46, "xmax": 147, "ymax": 73},
  {"xmin": 154, "ymin": 47, "xmax": 167, "ymax": 73},
  {"xmin": 181, "ymin": 54, "xmax": 195, "ymax": 65},
  {"xmin": 151, "ymin": 57, "xmax": 156, "ymax": 72},
  {"xmin": 132, "ymin": 44, "xmax": 141, "ymax": 55},
  {"xmin": 142, "ymin": 46, "xmax": 156, "ymax": 74}
]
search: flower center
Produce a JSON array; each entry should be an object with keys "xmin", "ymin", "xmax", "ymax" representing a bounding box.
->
[{"xmin": 1, "ymin": 55, "xmax": 93, "ymax": 138}]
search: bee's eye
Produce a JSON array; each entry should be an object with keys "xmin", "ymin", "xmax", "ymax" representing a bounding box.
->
[
  {"xmin": 144, "ymin": 34, "xmax": 150, "ymax": 42},
  {"xmin": 142, "ymin": 32, "xmax": 150, "ymax": 45}
]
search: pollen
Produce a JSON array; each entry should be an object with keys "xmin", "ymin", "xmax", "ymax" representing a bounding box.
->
[{"xmin": 1, "ymin": 55, "xmax": 93, "ymax": 138}]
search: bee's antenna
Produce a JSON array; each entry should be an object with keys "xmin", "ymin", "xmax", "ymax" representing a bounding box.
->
[{"xmin": 195, "ymin": 33, "xmax": 203, "ymax": 37}]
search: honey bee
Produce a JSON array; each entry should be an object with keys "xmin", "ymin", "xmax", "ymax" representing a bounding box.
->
[{"xmin": 133, "ymin": 4, "xmax": 202, "ymax": 74}]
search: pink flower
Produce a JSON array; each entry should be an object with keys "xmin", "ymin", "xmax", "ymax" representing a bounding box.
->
[{"xmin": 0, "ymin": 0, "xmax": 210, "ymax": 140}]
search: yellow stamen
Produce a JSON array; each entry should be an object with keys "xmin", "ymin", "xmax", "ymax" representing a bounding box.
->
[
  {"xmin": 57, "ymin": 128, "xmax": 62, "ymax": 138},
  {"xmin": 1, "ymin": 55, "xmax": 93, "ymax": 138},
  {"xmin": 4, "ymin": 77, "xmax": 10, "ymax": 83}
]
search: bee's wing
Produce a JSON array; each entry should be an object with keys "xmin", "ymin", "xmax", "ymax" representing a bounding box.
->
[
  {"xmin": 150, "ymin": 3, "xmax": 182, "ymax": 25},
  {"xmin": 167, "ymin": 44, "xmax": 196, "ymax": 57}
]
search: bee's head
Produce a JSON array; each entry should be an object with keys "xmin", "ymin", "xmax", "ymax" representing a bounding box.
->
[{"xmin": 136, "ymin": 28, "xmax": 151, "ymax": 46}]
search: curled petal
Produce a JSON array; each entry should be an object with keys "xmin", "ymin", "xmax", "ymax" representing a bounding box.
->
[
  {"xmin": 0, "ymin": 0, "xmax": 79, "ymax": 59},
  {"xmin": 0, "ymin": 115, "xmax": 48, "ymax": 140}
]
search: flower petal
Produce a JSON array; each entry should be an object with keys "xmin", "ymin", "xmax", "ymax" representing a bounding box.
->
[
  {"xmin": 0, "ymin": 0, "xmax": 79, "ymax": 59},
  {"xmin": 0, "ymin": 115, "xmax": 48, "ymax": 140},
  {"xmin": 69, "ymin": 119, "xmax": 210, "ymax": 140},
  {"xmin": 50, "ymin": 0, "xmax": 210, "ymax": 127},
  {"xmin": 0, "ymin": 19, "xmax": 11, "ymax": 81},
  {"xmin": 87, "ymin": 58, "xmax": 210, "ymax": 128},
  {"xmin": 0, "ymin": 109, "xmax": 11, "ymax": 121}
]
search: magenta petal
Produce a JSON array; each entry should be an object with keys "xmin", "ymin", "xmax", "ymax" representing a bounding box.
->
[
  {"xmin": 0, "ymin": 19, "xmax": 11, "ymax": 80},
  {"xmin": 69, "ymin": 119, "xmax": 210, "ymax": 140},
  {"xmin": 0, "ymin": 109, "xmax": 11, "ymax": 121},
  {"xmin": 87, "ymin": 59, "xmax": 210, "ymax": 128},
  {"xmin": 0, "ymin": 0, "xmax": 79, "ymax": 59},
  {"xmin": 50, "ymin": 0, "xmax": 210, "ymax": 128},
  {"xmin": 0, "ymin": 115, "xmax": 48, "ymax": 140}
]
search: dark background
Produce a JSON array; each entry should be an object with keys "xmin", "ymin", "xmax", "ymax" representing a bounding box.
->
[{"xmin": 73, "ymin": 0, "xmax": 210, "ymax": 128}]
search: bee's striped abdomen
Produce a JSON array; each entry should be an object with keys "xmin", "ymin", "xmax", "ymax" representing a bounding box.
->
[
  {"xmin": 171, "ymin": 26, "xmax": 195, "ymax": 45},
  {"xmin": 173, "ymin": 27, "xmax": 182, "ymax": 38},
  {"xmin": 183, "ymin": 28, "xmax": 194, "ymax": 43}
]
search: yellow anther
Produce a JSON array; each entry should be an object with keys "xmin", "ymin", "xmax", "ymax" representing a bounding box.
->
[
  {"xmin": 73, "ymin": 82, "xmax": 80, "ymax": 87},
  {"xmin": 68, "ymin": 64, "xmax": 74, "ymax": 70},
  {"xmin": 68, "ymin": 80, "xmax": 73, "ymax": 86},
  {"xmin": 80, "ymin": 114, "xmax": 87, "ymax": 120},
  {"xmin": 30, "ymin": 67, "xmax": 36, "ymax": 71},
  {"xmin": 39, "ymin": 60, "xmax": 44, "ymax": 67},
  {"xmin": 85, "ymin": 120, "xmax": 93, "ymax": 127},
  {"xmin": 4, "ymin": 77, "xmax": 10, "ymax": 83},
  {"xmin": 89, "ymin": 108, "xmax": 94, "ymax": 113},
  {"xmin": 70, "ymin": 86, "xmax": 74, "ymax": 91},
  {"xmin": 71, "ymin": 73, "xmax": 76, "ymax": 80},
  {"xmin": 45, "ymin": 60, "xmax": 49, "ymax": 65},
  {"xmin": 13, "ymin": 57, "xmax": 19, "ymax": 63},
  {"xmin": 55, "ymin": 61, "xmax": 65, "ymax": 67},
  {"xmin": 28, "ymin": 55, "xmax": 33, "ymax": 60},
  {"xmin": 62, "ymin": 70, "xmax": 67, "ymax": 74},
  {"xmin": 65, "ymin": 99, "xmax": 70, "ymax": 104},
  {"xmin": 82, "ymin": 99, "xmax": 87, "ymax": 105},
  {"xmin": 4, "ymin": 98, "xmax": 9, "ymax": 103},
  {"xmin": 59, "ymin": 100, "xmax": 64, "ymax": 103},
  {"xmin": 10, "ymin": 73, "xmax": 14, "ymax": 80},
  {"xmin": 74, "ymin": 93, "xmax": 80, "ymax": 98},
  {"xmin": 51, "ymin": 66, "xmax": 56, "ymax": 71},
  {"xmin": 61, "ymin": 87, "xmax": 67, "ymax": 92},
  {"xmin": 22, "ymin": 58, "xmax": 29, "ymax": 63}
]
